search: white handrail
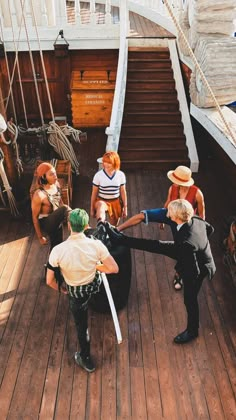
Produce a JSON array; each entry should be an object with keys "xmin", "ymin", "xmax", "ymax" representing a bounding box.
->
[
  {"xmin": 105, "ymin": 1, "xmax": 129, "ymax": 152},
  {"xmin": 168, "ymin": 39, "xmax": 199, "ymax": 172}
]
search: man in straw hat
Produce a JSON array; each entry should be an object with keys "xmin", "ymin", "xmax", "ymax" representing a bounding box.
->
[
  {"xmin": 113, "ymin": 166, "xmax": 205, "ymax": 291},
  {"xmin": 46, "ymin": 208, "xmax": 118, "ymax": 372},
  {"xmin": 105, "ymin": 199, "xmax": 216, "ymax": 344},
  {"xmin": 31, "ymin": 162, "xmax": 70, "ymax": 249}
]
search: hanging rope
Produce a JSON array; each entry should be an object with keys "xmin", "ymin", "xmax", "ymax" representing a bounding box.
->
[
  {"xmin": 0, "ymin": 114, "xmax": 11, "ymax": 144},
  {"xmin": 29, "ymin": 0, "xmax": 55, "ymax": 122},
  {"xmin": 7, "ymin": 120, "xmax": 23, "ymax": 177},
  {"xmin": 1, "ymin": 1, "xmax": 26, "ymax": 117},
  {"xmin": 19, "ymin": 0, "xmax": 45, "ymax": 126},
  {"xmin": 0, "ymin": 148, "xmax": 19, "ymax": 216},
  {"xmin": 47, "ymin": 122, "xmax": 80, "ymax": 174},
  {"xmin": 8, "ymin": 1, "xmax": 28, "ymax": 129},
  {"xmin": 0, "ymin": 21, "xmax": 17, "ymax": 124},
  {"xmin": 162, "ymin": 0, "xmax": 236, "ymax": 146}
]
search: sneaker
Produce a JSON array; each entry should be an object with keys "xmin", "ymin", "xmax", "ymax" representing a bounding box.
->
[{"xmin": 74, "ymin": 352, "xmax": 95, "ymax": 373}]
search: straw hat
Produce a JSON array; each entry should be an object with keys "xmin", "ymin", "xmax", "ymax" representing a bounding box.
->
[{"xmin": 167, "ymin": 166, "xmax": 194, "ymax": 187}]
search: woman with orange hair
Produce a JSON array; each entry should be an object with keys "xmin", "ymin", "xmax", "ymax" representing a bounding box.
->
[{"xmin": 90, "ymin": 151, "xmax": 127, "ymax": 226}]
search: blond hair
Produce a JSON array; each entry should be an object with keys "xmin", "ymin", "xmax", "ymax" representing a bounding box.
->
[{"xmin": 168, "ymin": 199, "xmax": 194, "ymax": 223}]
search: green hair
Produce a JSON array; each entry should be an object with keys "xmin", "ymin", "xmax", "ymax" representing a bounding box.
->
[{"xmin": 69, "ymin": 208, "xmax": 89, "ymax": 232}]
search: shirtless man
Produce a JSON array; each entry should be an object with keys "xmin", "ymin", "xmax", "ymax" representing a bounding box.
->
[{"xmin": 31, "ymin": 162, "xmax": 70, "ymax": 249}]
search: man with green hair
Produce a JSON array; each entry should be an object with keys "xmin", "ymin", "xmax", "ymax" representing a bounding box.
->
[{"xmin": 46, "ymin": 208, "xmax": 118, "ymax": 372}]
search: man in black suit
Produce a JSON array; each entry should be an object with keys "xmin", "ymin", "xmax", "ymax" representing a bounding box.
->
[{"xmin": 105, "ymin": 199, "xmax": 216, "ymax": 344}]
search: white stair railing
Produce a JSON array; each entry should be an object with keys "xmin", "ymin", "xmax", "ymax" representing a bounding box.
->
[
  {"xmin": 168, "ymin": 39, "xmax": 199, "ymax": 172},
  {"xmin": 105, "ymin": 1, "xmax": 129, "ymax": 152}
]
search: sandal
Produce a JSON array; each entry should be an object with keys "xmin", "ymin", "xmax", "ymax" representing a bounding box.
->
[{"xmin": 173, "ymin": 273, "xmax": 183, "ymax": 291}]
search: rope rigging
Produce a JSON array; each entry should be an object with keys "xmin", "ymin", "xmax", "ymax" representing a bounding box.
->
[
  {"xmin": 7, "ymin": 119, "xmax": 23, "ymax": 177},
  {"xmin": 0, "ymin": 0, "xmax": 82, "ymax": 175},
  {"xmin": 162, "ymin": 0, "xmax": 236, "ymax": 146},
  {"xmin": 47, "ymin": 121, "xmax": 80, "ymax": 175},
  {"xmin": 0, "ymin": 146, "xmax": 19, "ymax": 217}
]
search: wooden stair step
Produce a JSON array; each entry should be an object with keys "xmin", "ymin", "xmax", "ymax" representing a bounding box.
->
[
  {"xmin": 127, "ymin": 90, "xmax": 177, "ymax": 98},
  {"xmin": 119, "ymin": 139, "xmax": 186, "ymax": 148},
  {"xmin": 125, "ymin": 101, "xmax": 179, "ymax": 111},
  {"xmin": 122, "ymin": 111, "xmax": 181, "ymax": 124},
  {"xmin": 127, "ymin": 81, "xmax": 175, "ymax": 89},
  {"xmin": 121, "ymin": 124, "xmax": 184, "ymax": 136},
  {"xmin": 127, "ymin": 69, "xmax": 173, "ymax": 80},
  {"xmin": 128, "ymin": 59, "xmax": 171, "ymax": 70},
  {"xmin": 119, "ymin": 144, "xmax": 187, "ymax": 151},
  {"xmin": 119, "ymin": 149, "xmax": 188, "ymax": 160},
  {"xmin": 120, "ymin": 159, "xmax": 190, "ymax": 171}
]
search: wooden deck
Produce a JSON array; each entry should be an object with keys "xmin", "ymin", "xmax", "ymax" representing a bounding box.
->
[
  {"xmin": 1, "ymin": 4, "xmax": 236, "ymax": 419},
  {"xmin": 0, "ymin": 127, "xmax": 236, "ymax": 419}
]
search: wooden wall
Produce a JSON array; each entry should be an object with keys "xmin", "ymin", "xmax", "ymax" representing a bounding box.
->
[{"xmin": 0, "ymin": 49, "xmax": 118, "ymax": 126}]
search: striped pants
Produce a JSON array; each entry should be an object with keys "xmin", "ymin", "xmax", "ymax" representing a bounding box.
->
[{"xmin": 67, "ymin": 273, "xmax": 102, "ymax": 358}]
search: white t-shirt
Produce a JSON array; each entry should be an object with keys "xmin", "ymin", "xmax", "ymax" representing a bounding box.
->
[
  {"xmin": 48, "ymin": 232, "xmax": 110, "ymax": 286},
  {"xmin": 92, "ymin": 169, "xmax": 126, "ymax": 200}
]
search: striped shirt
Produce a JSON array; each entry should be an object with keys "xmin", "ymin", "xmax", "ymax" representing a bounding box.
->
[{"xmin": 92, "ymin": 169, "xmax": 126, "ymax": 200}]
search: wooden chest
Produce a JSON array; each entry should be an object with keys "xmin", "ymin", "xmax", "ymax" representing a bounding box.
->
[
  {"xmin": 30, "ymin": 159, "xmax": 72, "ymax": 206},
  {"xmin": 71, "ymin": 70, "xmax": 116, "ymax": 128}
]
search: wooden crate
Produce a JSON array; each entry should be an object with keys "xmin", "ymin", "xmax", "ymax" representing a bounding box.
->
[
  {"xmin": 71, "ymin": 70, "xmax": 116, "ymax": 127},
  {"xmin": 30, "ymin": 160, "xmax": 72, "ymax": 206}
]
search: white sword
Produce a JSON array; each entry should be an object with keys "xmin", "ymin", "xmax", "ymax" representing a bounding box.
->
[{"xmin": 100, "ymin": 272, "xmax": 122, "ymax": 344}]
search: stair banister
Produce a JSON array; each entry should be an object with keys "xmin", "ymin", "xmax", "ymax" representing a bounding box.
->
[
  {"xmin": 168, "ymin": 39, "xmax": 199, "ymax": 172},
  {"xmin": 105, "ymin": 0, "xmax": 129, "ymax": 153}
]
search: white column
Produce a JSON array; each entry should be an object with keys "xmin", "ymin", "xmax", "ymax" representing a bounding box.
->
[
  {"xmin": 105, "ymin": 0, "xmax": 112, "ymax": 25},
  {"xmin": 74, "ymin": 0, "xmax": 82, "ymax": 25},
  {"xmin": 90, "ymin": 0, "xmax": 97, "ymax": 25},
  {"xmin": 54, "ymin": 0, "xmax": 68, "ymax": 28}
]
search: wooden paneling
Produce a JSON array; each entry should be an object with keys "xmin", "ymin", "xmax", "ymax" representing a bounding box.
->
[{"xmin": 0, "ymin": 50, "xmax": 118, "ymax": 126}]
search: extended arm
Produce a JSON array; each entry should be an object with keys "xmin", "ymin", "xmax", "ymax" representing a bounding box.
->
[
  {"xmin": 46, "ymin": 267, "xmax": 68, "ymax": 294},
  {"xmin": 163, "ymin": 186, "xmax": 172, "ymax": 208},
  {"xmin": 196, "ymin": 189, "xmax": 205, "ymax": 220},
  {"xmin": 90, "ymin": 185, "xmax": 99, "ymax": 218},
  {"xmin": 117, "ymin": 212, "xmax": 145, "ymax": 231},
  {"xmin": 31, "ymin": 192, "xmax": 48, "ymax": 245},
  {"xmin": 120, "ymin": 184, "xmax": 127, "ymax": 218},
  {"xmin": 96, "ymin": 254, "xmax": 119, "ymax": 274}
]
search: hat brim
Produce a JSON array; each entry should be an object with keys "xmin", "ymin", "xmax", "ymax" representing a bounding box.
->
[{"xmin": 167, "ymin": 170, "xmax": 194, "ymax": 187}]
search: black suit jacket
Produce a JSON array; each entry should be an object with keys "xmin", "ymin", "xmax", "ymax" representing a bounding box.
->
[{"xmin": 159, "ymin": 216, "xmax": 216, "ymax": 282}]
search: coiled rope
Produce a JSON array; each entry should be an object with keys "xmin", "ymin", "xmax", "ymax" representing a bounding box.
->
[
  {"xmin": 47, "ymin": 122, "xmax": 80, "ymax": 175},
  {"xmin": 163, "ymin": 0, "xmax": 236, "ymax": 145},
  {"xmin": 7, "ymin": 120, "xmax": 23, "ymax": 177}
]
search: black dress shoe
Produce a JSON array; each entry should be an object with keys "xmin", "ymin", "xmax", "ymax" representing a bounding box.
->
[
  {"xmin": 94, "ymin": 223, "xmax": 107, "ymax": 243},
  {"xmin": 174, "ymin": 329, "xmax": 198, "ymax": 344},
  {"xmin": 104, "ymin": 222, "xmax": 126, "ymax": 244}
]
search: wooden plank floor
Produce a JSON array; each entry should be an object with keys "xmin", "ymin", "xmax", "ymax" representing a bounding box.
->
[{"xmin": 0, "ymin": 127, "xmax": 236, "ymax": 419}]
